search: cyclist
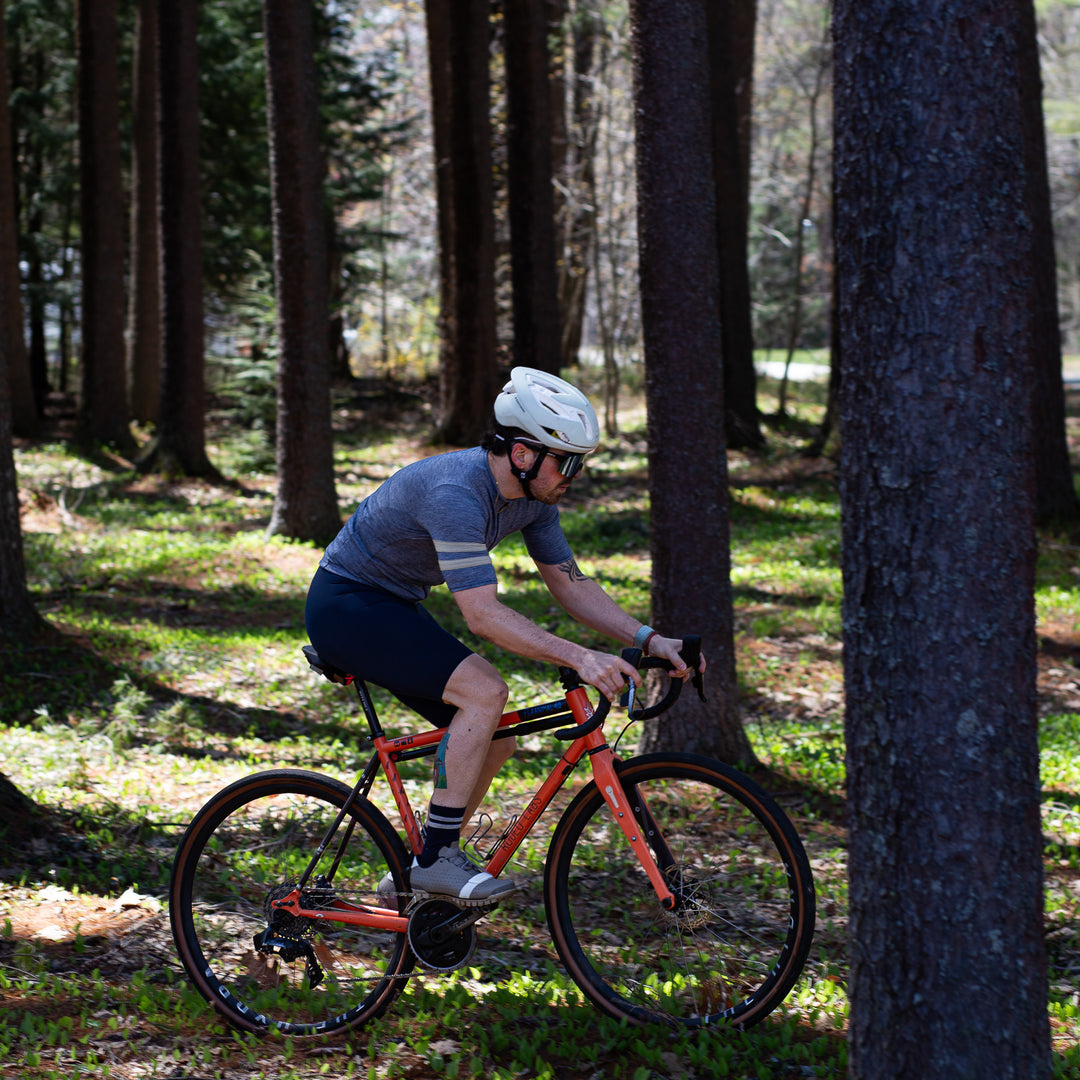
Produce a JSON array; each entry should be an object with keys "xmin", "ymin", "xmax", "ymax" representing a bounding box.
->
[{"xmin": 305, "ymin": 367, "xmax": 705, "ymax": 902}]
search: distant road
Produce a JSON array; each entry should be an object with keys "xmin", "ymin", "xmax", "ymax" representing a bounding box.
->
[
  {"xmin": 755, "ymin": 360, "xmax": 1080, "ymax": 388},
  {"xmin": 755, "ymin": 360, "xmax": 830, "ymax": 382}
]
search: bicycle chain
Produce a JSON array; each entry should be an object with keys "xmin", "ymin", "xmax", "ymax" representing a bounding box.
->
[{"xmin": 257, "ymin": 885, "xmax": 499, "ymax": 983}]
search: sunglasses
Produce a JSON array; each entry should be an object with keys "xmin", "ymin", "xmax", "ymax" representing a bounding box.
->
[
  {"xmin": 548, "ymin": 450, "xmax": 587, "ymax": 479},
  {"xmin": 516, "ymin": 439, "xmax": 588, "ymax": 479}
]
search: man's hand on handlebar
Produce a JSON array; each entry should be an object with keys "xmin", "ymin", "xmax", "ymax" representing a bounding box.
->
[
  {"xmin": 646, "ymin": 635, "xmax": 708, "ymax": 682},
  {"xmin": 577, "ymin": 635, "xmax": 706, "ymax": 704},
  {"xmin": 576, "ymin": 649, "xmax": 642, "ymax": 702}
]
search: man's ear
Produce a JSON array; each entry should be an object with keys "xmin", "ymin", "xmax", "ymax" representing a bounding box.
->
[{"xmin": 509, "ymin": 441, "xmax": 531, "ymax": 470}]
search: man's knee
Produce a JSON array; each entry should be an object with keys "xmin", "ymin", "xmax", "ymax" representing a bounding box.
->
[{"xmin": 444, "ymin": 654, "xmax": 509, "ymax": 717}]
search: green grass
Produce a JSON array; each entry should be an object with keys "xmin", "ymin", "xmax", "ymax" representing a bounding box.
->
[{"xmin": 2, "ymin": 380, "xmax": 1078, "ymax": 1077}]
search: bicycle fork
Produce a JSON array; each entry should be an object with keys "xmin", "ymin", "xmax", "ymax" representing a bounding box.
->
[{"xmin": 588, "ymin": 743, "xmax": 677, "ymax": 911}]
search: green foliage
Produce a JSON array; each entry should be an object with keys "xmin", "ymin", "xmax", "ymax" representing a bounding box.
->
[{"xmin": 198, "ymin": 0, "xmax": 273, "ymax": 300}]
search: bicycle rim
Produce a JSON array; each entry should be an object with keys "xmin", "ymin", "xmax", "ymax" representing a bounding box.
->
[
  {"xmin": 545, "ymin": 753, "xmax": 815, "ymax": 1029},
  {"xmin": 169, "ymin": 769, "xmax": 414, "ymax": 1036}
]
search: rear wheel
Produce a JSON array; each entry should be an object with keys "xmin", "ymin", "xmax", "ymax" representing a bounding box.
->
[
  {"xmin": 169, "ymin": 769, "xmax": 414, "ymax": 1036},
  {"xmin": 545, "ymin": 753, "xmax": 815, "ymax": 1028}
]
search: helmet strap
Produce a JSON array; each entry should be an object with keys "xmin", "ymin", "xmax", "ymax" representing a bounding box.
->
[{"xmin": 514, "ymin": 443, "xmax": 548, "ymax": 501}]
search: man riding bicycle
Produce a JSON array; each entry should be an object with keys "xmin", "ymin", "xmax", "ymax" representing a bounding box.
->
[{"xmin": 305, "ymin": 367, "xmax": 705, "ymax": 902}]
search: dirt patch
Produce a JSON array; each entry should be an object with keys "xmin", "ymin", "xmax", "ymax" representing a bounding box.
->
[{"xmin": 0, "ymin": 883, "xmax": 174, "ymax": 979}]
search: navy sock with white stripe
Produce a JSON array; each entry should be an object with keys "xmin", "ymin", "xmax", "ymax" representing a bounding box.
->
[{"xmin": 418, "ymin": 801, "xmax": 465, "ymax": 868}]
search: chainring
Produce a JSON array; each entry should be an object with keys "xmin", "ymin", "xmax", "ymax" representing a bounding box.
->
[{"xmin": 407, "ymin": 897, "xmax": 480, "ymax": 972}]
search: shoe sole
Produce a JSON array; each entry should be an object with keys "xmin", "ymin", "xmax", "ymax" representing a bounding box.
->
[{"xmin": 410, "ymin": 883, "xmax": 518, "ymax": 908}]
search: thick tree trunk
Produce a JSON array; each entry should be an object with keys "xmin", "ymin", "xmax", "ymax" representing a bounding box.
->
[
  {"xmin": 425, "ymin": 0, "xmax": 457, "ymax": 411},
  {"xmin": 548, "ymin": 0, "xmax": 568, "ymax": 310},
  {"xmin": 427, "ymin": 0, "xmax": 498, "ymax": 445},
  {"xmin": 263, "ymin": 0, "xmax": 341, "ymax": 547},
  {"xmin": 140, "ymin": 0, "xmax": 218, "ymax": 478},
  {"xmin": 558, "ymin": 2, "xmax": 599, "ymax": 373},
  {"xmin": 629, "ymin": 0, "xmax": 755, "ymax": 766},
  {"xmin": 0, "ymin": 773, "xmax": 43, "ymax": 842},
  {"xmin": 1019, "ymin": 6, "xmax": 1079, "ymax": 525},
  {"xmin": 0, "ymin": 0, "xmax": 36, "ymax": 438},
  {"xmin": 0, "ymin": 0, "xmax": 45, "ymax": 641},
  {"xmin": 75, "ymin": 0, "xmax": 133, "ymax": 451},
  {"xmin": 708, "ymin": 0, "xmax": 763, "ymax": 449},
  {"xmin": 835, "ymin": 2, "xmax": 1050, "ymax": 1077},
  {"xmin": 503, "ymin": 0, "xmax": 561, "ymax": 374},
  {"xmin": 127, "ymin": 0, "xmax": 161, "ymax": 425}
]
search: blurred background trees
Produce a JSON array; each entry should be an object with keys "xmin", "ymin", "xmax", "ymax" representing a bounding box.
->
[{"xmin": 6, "ymin": 0, "xmax": 1079, "ymax": 451}]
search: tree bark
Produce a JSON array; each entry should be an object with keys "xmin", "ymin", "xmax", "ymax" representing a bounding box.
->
[
  {"xmin": 0, "ymin": 773, "xmax": 44, "ymax": 842},
  {"xmin": 263, "ymin": 0, "xmax": 342, "ymax": 547},
  {"xmin": 629, "ymin": 0, "xmax": 755, "ymax": 766},
  {"xmin": 835, "ymin": 2, "xmax": 1050, "ymax": 1076},
  {"xmin": 558, "ymin": 1, "xmax": 599, "ymax": 373},
  {"xmin": 0, "ymin": 0, "xmax": 45, "ymax": 643},
  {"xmin": 75, "ymin": 0, "xmax": 133, "ymax": 451},
  {"xmin": 140, "ymin": 0, "xmax": 218, "ymax": 478},
  {"xmin": 1019, "ymin": 5, "xmax": 1079, "ymax": 525},
  {"xmin": 503, "ymin": 0, "xmax": 561, "ymax": 374},
  {"xmin": 127, "ymin": 0, "xmax": 161, "ymax": 425},
  {"xmin": 708, "ymin": 0, "xmax": 763, "ymax": 449},
  {"xmin": 425, "ymin": 0, "xmax": 457, "ymax": 409},
  {"xmin": 427, "ymin": 0, "xmax": 498, "ymax": 445},
  {"xmin": 0, "ymin": 0, "xmax": 36, "ymax": 438},
  {"xmin": 548, "ymin": 0, "xmax": 568, "ymax": 313}
]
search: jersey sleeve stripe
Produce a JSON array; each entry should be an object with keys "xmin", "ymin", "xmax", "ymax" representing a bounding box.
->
[
  {"xmin": 438, "ymin": 555, "xmax": 492, "ymax": 571},
  {"xmin": 433, "ymin": 540, "xmax": 488, "ymax": 553}
]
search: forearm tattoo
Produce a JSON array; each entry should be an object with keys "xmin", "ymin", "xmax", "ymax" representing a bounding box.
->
[{"xmin": 557, "ymin": 558, "xmax": 590, "ymax": 583}]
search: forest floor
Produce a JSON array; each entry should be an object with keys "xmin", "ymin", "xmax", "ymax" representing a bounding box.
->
[{"xmin": 2, "ymin": 376, "xmax": 1079, "ymax": 1078}]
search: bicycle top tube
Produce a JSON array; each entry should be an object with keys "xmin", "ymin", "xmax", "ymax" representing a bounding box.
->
[{"xmin": 302, "ymin": 635, "xmax": 704, "ymax": 746}]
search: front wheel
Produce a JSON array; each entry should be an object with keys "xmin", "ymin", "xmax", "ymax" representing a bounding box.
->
[
  {"xmin": 545, "ymin": 753, "xmax": 815, "ymax": 1028},
  {"xmin": 169, "ymin": 769, "xmax": 415, "ymax": 1036}
]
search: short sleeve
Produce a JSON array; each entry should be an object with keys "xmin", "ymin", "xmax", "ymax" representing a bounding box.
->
[
  {"xmin": 522, "ymin": 505, "xmax": 573, "ymax": 567},
  {"xmin": 426, "ymin": 484, "xmax": 499, "ymax": 592}
]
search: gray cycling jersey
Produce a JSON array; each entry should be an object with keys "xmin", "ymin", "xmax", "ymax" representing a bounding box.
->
[{"xmin": 320, "ymin": 446, "xmax": 573, "ymax": 601}]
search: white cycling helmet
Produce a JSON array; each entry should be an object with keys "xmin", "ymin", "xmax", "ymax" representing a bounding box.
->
[{"xmin": 493, "ymin": 367, "xmax": 600, "ymax": 454}]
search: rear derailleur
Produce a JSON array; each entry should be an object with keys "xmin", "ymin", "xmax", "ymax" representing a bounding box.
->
[{"xmin": 251, "ymin": 878, "xmax": 336, "ymax": 988}]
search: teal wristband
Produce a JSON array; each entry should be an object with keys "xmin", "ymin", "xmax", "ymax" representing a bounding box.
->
[{"xmin": 633, "ymin": 624, "xmax": 655, "ymax": 650}]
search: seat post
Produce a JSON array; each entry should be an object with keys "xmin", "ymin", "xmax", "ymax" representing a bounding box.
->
[{"xmin": 353, "ymin": 678, "xmax": 384, "ymax": 738}]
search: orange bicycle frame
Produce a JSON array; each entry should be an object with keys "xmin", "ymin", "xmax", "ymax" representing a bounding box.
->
[{"xmin": 268, "ymin": 684, "xmax": 675, "ymax": 931}]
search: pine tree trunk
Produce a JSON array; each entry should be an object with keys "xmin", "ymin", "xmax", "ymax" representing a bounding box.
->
[
  {"xmin": 140, "ymin": 0, "xmax": 218, "ymax": 478},
  {"xmin": 630, "ymin": 0, "xmax": 755, "ymax": 766},
  {"xmin": 0, "ymin": 0, "xmax": 36, "ymax": 438},
  {"xmin": 127, "ymin": 0, "xmax": 161, "ymax": 425},
  {"xmin": 428, "ymin": 0, "xmax": 497, "ymax": 445},
  {"xmin": 1020, "ymin": 4, "xmax": 1079, "ymax": 525},
  {"xmin": 504, "ymin": 0, "xmax": 561, "ymax": 374},
  {"xmin": 708, "ymin": 0, "xmax": 762, "ymax": 450},
  {"xmin": 558, "ymin": 2, "xmax": 599, "ymax": 373},
  {"xmin": 835, "ymin": 2, "xmax": 1050, "ymax": 1075},
  {"xmin": 263, "ymin": 0, "xmax": 342, "ymax": 547},
  {"xmin": 75, "ymin": 0, "xmax": 133, "ymax": 451}
]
